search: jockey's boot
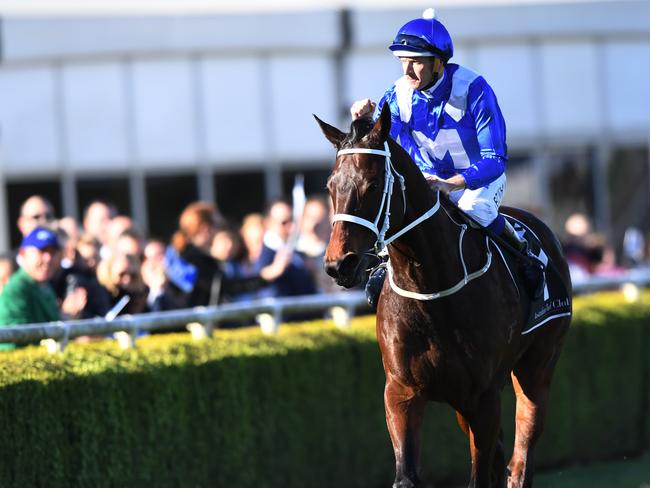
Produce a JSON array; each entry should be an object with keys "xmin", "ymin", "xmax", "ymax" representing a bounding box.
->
[
  {"xmin": 502, "ymin": 220, "xmax": 528, "ymax": 254},
  {"xmin": 501, "ymin": 221, "xmax": 544, "ymax": 300},
  {"xmin": 365, "ymin": 265, "xmax": 387, "ymax": 311}
]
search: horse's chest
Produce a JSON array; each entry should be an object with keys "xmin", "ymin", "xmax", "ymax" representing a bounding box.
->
[{"xmin": 377, "ymin": 319, "xmax": 447, "ymax": 386}]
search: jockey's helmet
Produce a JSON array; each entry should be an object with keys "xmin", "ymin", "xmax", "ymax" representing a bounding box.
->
[{"xmin": 389, "ymin": 8, "xmax": 454, "ymax": 62}]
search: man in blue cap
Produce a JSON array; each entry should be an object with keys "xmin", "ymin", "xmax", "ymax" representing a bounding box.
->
[
  {"xmin": 351, "ymin": 9, "xmax": 539, "ymax": 306},
  {"xmin": 0, "ymin": 226, "xmax": 86, "ymax": 350}
]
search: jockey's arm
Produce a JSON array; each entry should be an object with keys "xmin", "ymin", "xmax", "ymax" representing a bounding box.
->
[
  {"xmin": 424, "ymin": 173, "xmax": 466, "ymax": 194},
  {"xmin": 461, "ymin": 79, "xmax": 508, "ymax": 190}
]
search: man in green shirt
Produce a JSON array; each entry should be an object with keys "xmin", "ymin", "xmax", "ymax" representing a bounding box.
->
[{"xmin": 0, "ymin": 226, "xmax": 85, "ymax": 350}]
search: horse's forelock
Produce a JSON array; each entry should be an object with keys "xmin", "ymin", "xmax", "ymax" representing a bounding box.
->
[{"xmin": 342, "ymin": 118, "xmax": 375, "ymax": 148}]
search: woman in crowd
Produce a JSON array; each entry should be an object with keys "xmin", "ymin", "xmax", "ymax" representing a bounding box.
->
[
  {"xmin": 210, "ymin": 225, "xmax": 259, "ymax": 303},
  {"xmin": 170, "ymin": 201, "xmax": 290, "ymax": 307},
  {"xmin": 97, "ymin": 252, "xmax": 149, "ymax": 316}
]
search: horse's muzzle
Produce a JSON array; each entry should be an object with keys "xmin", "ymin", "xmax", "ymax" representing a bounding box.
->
[{"xmin": 324, "ymin": 252, "xmax": 367, "ymax": 288}]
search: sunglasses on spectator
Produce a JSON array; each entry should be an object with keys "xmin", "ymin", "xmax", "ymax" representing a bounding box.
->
[{"xmin": 25, "ymin": 212, "xmax": 54, "ymax": 221}]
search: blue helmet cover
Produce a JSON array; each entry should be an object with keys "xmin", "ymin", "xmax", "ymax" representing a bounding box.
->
[{"xmin": 389, "ymin": 17, "xmax": 454, "ymax": 61}]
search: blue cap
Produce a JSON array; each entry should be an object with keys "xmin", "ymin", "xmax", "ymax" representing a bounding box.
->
[
  {"xmin": 20, "ymin": 226, "xmax": 60, "ymax": 250},
  {"xmin": 389, "ymin": 12, "xmax": 454, "ymax": 61}
]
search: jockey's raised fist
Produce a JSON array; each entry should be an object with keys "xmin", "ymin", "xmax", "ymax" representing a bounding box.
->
[{"xmin": 350, "ymin": 99, "xmax": 376, "ymax": 120}]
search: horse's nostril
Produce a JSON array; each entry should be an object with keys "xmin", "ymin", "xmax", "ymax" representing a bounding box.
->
[
  {"xmin": 324, "ymin": 261, "xmax": 339, "ymax": 279},
  {"xmin": 339, "ymin": 253, "xmax": 360, "ymax": 276}
]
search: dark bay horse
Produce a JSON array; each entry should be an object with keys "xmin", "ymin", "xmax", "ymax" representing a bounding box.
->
[{"xmin": 315, "ymin": 108, "xmax": 571, "ymax": 488}]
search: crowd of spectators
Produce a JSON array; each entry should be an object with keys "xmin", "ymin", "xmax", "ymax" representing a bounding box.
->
[
  {"xmin": 0, "ymin": 194, "xmax": 335, "ymax": 346},
  {"xmin": 561, "ymin": 212, "xmax": 649, "ymax": 283},
  {"xmin": 1, "ymin": 194, "xmax": 648, "ymax": 349}
]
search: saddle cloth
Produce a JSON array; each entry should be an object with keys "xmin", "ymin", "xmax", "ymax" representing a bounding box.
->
[{"xmin": 494, "ymin": 216, "xmax": 571, "ymax": 335}]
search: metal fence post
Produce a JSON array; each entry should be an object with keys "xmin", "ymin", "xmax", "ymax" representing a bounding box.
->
[
  {"xmin": 257, "ymin": 312, "xmax": 280, "ymax": 335},
  {"xmin": 186, "ymin": 322, "xmax": 214, "ymax": 340},
  {"xmin": 40, "ymin": 321, "xmax": 70, "ymax": 353},
  {"xmin": 113, "ymin": 331, "xmax": 136, "ymax": 350},
  {"xmin": 330, "ymin": 305, "xmax": 352, "ymax": 329},
  {"xmin": 113, "ymin": 316, "xmax": 138, "ymax": 349}
]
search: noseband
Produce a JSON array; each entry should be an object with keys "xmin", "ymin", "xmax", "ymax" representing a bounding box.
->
[{"xmin": 332, "ymin": 142, "xmax": 440, "ymax": 252}]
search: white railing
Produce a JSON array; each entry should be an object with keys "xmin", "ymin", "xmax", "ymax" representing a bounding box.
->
[
  {"xmin": 0, "ymin": 269, "xmax": 649, "ymax": 352},
  {"xmin": 570, "ymin": 268, "xmax": 650, "ymax": 294},
  {"xmin": 0, "ymin": 292, "xmax": 369, "ymax": 352}
]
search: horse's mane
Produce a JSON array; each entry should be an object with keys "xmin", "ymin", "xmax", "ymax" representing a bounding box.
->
[{"xmin": 340, "ymin": 118, "xmax": 444, "ymax": 217}]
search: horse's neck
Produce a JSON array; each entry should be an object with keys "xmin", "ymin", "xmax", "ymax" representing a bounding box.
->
[
  {"xmin": 389, "ymin": 197, "xmax": 462, "ymax": 283},
  {"xmin": 386, "ymin": 152, "xmax": 478, "ymax": 291}
]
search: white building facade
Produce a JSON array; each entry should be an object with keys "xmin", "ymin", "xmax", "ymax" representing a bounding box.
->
[{"xmin": 0, "ymin": 0, "xmax": 649, "ymax": 250}]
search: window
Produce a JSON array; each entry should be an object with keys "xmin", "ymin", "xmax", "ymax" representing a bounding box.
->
[
  {"xmin": 214, "ymin": 171, "xmax": 266, "ymax": 224},
  {"xmin": 282, "ymin": 167, "xmax": 330, "ymax": 199},
  {"xmin": 607, "ymin": 146, "xmax": 649, "ymax": 246},
  {"xmin": 146, "ymin": 174, "xmax": 198, "ymax": 241},
  {"xmin": 548, "ymin": 148, "xmax": 594, "ymax": 232},
  {"xmin": 77, "ymin": 177, "xmax": 131, "ymax": 221}
]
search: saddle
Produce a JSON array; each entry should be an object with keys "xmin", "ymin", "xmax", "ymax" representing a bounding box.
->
[
  {"xmin": 493, "ymin": 216, "xmax": 571, "ymax": 334},
  {"xmin": 441, "ymin": 197, "xmax": 571, "ymax": 333}
]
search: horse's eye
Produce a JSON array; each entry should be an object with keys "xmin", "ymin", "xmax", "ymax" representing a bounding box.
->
[{"xmin": 368, "ymin": 181, "xmax": 380, "ymax": 193}]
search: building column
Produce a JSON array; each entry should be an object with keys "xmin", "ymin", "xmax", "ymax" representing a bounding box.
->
[
  {"xmin": 531, "ymin": 147, "xmax": 552, "ymax": 214},
  {"xmin": 264, "ymin": 165, "xmax": 283, "ymax": 201},
  {"xmin": 592, "ymin": 143, "xmax": 611, "ymax": 238},
  {"xmin": 61, "ymin": 171, "xmax": 78, "ymax": 221},
  {"xmin": 129, "ymin": 170, "xmax": 148, "ymax": 233},
  {"xmin": 197, "ymin": 166, "xmax": 215, "ymax": 203},
  {"xmin": 0, "ymin": 172, "xmax": 9, "ymax": 253}
]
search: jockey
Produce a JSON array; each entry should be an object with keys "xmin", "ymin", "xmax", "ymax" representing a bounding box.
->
[{"xmin": 351, "ymin": 9, "xmax": 538, "ymax": 307}]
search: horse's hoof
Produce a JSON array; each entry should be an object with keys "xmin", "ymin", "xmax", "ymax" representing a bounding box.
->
[
  {"xmin": 392, "ymin": 480, "xmax": 418, "ymax": 488},
  {"xmin": 507, "ymin": 474, "xmax": 523, "ymax": 488}
]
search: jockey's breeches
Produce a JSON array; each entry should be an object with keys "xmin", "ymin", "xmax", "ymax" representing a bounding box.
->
[{"xmin": 448, "ymin": 173, "xmax": 506, "ymax": 227}]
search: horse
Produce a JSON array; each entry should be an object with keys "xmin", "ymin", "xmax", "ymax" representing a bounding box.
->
[{"xmin": 315, "ymin": 108, "xmax": 572, "ymax": 488}]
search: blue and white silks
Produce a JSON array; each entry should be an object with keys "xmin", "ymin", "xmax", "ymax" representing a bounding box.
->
[{"xmin": 377, "ymin": 63, "xmax": 507, "ymax": 192}]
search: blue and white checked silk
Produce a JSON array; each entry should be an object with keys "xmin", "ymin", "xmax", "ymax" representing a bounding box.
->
[{"xmin": 377, "ymin": 63, "xmax": 507, "ymax": 191}]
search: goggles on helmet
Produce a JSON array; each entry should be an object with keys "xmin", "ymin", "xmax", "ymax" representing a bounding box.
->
[{"xmin": 390, "ymin": 34, "xmax": 443, "ymax": 58}]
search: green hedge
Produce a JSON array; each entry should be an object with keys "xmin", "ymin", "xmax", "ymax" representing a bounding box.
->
[{"xmin": 0, "ymin": 291, "xmax": 648, "ymax": 487}]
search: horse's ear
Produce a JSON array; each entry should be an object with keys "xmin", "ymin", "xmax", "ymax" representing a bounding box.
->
[
  {"xmin": 314, "ymin": 114, "xmax": 346, "ymax": 148},
  {"xmin": 369, "ymin": 107, "xmax": 391, "ymax": 144}
]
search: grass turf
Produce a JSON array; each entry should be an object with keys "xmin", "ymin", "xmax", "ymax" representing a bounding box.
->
[{"xmin": 535, "ymin": 453, "xmax": 650, "ymax": 488}]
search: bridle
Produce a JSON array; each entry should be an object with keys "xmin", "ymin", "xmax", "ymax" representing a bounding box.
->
[
  {"xmin": 331, "ymin": 140, "xmax": 492, "ymax": 301},
  {"xmin": 332, "ymin": 141, "xmax": 440, "ymax": 253}
]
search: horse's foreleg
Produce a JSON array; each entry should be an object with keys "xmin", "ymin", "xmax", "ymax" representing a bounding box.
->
[
  {"xmin": 461, "ymin": 409, "xmax": 506, "ymax": 488},
  {"xmin": 458, "ymin": 411, "xmax": 505, "ymax": 486},
  {"xmin": 384, "ymin": 377, "xmax": 427, "ymax": 488},
  {"xmin": 492, "ymin": 428, "xmax": 506, "ymax": 488},
  {"xmin": 465, "ymin": 388, "xmax": 502, "ymax": 488}
]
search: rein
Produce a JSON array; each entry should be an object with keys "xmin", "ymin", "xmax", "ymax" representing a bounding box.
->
[{"xmin": 332, "ymin": 141, "xmax": 492, "ymax": 301}]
